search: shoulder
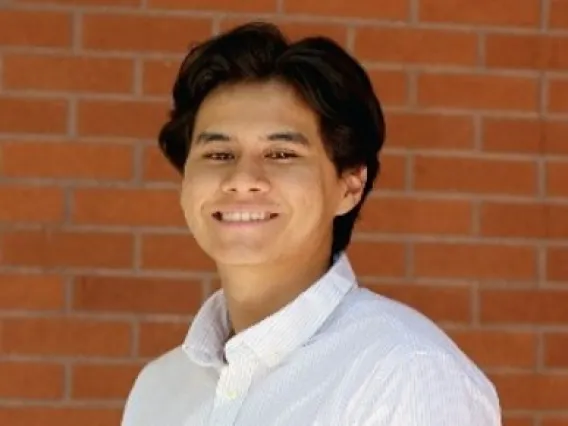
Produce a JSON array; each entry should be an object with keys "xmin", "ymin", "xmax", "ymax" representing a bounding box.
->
[
  {"xmin": 131, "ymin": 345, "xmax": 191, "ymax": 388},
  {"xmin": 121, "ymin": 346, "xmax": 204, "ymax": 426},
  {"xmin": 333, "ymin": 287, "xmax": 482, "ymax": 367},
  {"xmin": 354, "ymin": 350, "xmax": 501, "ymax": 425},
  {"xmin": 121, "ymin": 347, "xmax": 184, "ymax": 422},
  {"xmin": 329, "ymin": 288, "xmax": 502, "ymax": 424}
]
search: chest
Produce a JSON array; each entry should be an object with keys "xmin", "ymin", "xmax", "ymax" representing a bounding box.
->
[
  {"xmin": 185, "ymin": 354, "xmax": 355, "ymax": 426},
  {"xmin": 135, "ymin": 323, "xmax": 389, "ymax": 426}
]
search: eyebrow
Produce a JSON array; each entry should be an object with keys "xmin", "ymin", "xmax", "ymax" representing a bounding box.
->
[
  {"xmin": 267, "ymin": 131, "xmax": 309, "ymax": 146},
  {"xmin": 194, "ymin": 131, "xmax": 310, "ymax": 146},
  {"xmin": 194, "ymin": 132, "xmax": 230, "ymax": 144}
]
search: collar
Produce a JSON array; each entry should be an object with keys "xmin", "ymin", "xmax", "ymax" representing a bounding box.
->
[{"xmin": 182, "ymin": 253, "xmax": 357, "ymax": 371}]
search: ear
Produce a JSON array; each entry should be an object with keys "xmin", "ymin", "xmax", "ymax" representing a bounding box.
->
[{"xmin": 335, "ymin": 166, "xmax": 367, "ymax": 217}]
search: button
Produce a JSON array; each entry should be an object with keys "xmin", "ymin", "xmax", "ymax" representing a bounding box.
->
[
  {"xmin": 217, "ymin": 386, "xmax": 239, "ymax": 400},
  {"xmin": 226, "ymin": 391, "xmax": 238, "ymax": 400}
]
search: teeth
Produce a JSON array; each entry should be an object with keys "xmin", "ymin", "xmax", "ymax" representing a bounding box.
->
[{"xmin": 219, "ymin": 212, "xmax": 273, "ymax": 222}]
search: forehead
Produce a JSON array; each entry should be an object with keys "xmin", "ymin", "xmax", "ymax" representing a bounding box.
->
[{"xmin": 193, "ymin": 80, "xmax": 320, "ymax": 134}]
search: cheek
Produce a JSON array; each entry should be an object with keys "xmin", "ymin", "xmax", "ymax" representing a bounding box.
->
[
  {"xmin": 180, "ymin": 172, "xmax": 216, "ymax": 221},
  {"xmin": 272, "ymin": 166, "xmax": 329, "ymax": 212},
  {"xmin": 179, "ymin": 186, "xmax": 196, "ymax": 229}
]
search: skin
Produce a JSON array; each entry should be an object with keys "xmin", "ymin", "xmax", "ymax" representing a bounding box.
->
[{"xmin": 180, "ymin": 79, "xmax": 367, "ymax": 334}]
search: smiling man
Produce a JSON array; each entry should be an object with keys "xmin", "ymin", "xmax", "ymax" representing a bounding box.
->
[{"xmin": 121, "ymin": 22, "xmax": 502, "ymax": 426}]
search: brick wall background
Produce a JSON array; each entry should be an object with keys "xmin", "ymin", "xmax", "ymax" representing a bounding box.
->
[{"xmin": 0, "ymin": 0, "xmax": 567, "ymax": 425}]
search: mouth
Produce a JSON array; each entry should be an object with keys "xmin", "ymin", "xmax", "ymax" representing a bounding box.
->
[{"xmin": 212, "ymin": 211, "xmax": 279, "ymax": 223}]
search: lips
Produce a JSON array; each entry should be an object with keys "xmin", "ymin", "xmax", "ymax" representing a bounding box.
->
[{"xmin": 212, "ymin": 211, "xmax": 279, "ymax": 223}]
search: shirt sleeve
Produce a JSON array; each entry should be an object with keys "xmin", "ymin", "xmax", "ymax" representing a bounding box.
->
[{"xmin": 356, "ymin": 352, "xmax": 502, "ymax": 426}]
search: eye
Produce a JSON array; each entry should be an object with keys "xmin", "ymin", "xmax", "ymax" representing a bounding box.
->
[
  {"xmin": 266, "ymin": 151, "xmax": 299, "ymax": 160},
  {"xmin": 203, "ymin": 152, "xmax": 235, "ymax": 161}
]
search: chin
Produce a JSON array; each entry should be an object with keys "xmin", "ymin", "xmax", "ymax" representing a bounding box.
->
[{"xmin": 208, "ymin": 244, "xmax": 283, "ymax": 266}]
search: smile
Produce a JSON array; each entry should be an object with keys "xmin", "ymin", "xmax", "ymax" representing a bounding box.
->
[{"xmin": 213, "ymin": 211, "xmax": 279, "ymax": 222}]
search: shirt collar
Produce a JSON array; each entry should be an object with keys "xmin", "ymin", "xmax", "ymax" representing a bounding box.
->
[{"xmin": 182, "ymin": 252, "xmax": 357, "ymax": 370}]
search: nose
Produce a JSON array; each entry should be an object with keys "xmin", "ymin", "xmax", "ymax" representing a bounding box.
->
[{"xmin": 220, "ymin": 157, "xmax": 270, "ymax": 194}]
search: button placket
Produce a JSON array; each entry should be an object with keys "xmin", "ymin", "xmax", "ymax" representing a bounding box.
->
[
  {"xmin": 217, "ymin": 366, "xmax": 247, "ymax": 401},
  {"xmin": 209, "ymin": 358, "xmax": 255, "ymax": 425}
]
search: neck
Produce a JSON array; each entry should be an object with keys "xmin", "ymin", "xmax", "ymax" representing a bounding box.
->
[{"xmin": 218, "ymin": 249, "xmax": 333, "ymax": 334}]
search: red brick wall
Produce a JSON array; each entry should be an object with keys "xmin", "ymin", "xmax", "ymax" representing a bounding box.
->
[{"xmin": 0, "ymin": 0, "xmax": 567, "ymax": 425}]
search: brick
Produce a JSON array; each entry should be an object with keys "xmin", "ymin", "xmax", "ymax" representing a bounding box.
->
[
  {"xmin": 482, "ymin": 118, "xmax": 541, "ymax": 154},
  {"xmin": 548, "ymin": 78, "xmax": 568, "ymax": 113},
  {"xmin": 0, "ymin": 10, "xmax": 71, "ymax": 47},
  {"xmin": 73, "ymin": 275, "xmax": 203, "ymax": 314},
  {"xmin": 547, "ymin": 247, "xmax": 568, "ymax": 282},
  {"xmin": 0, "ymin": 407, "xmax": 121, "ymax": 426},
  {"xmin": 142, "ymin": 144, "xmax": 180, "ymax": 181},
  {"xmin": 503, "ymin": 418, "xmax": 535, "ymax": 426},
  {"xmin": 357, "ymin": 197, "xmax": 472, "ymax": 235},
  {"xmin": 483, "ymin": 119, "xmax": 568, "ymax": 155},
  {"xmin": 364, "ymin": 282, "xmax": 471, "ymax": 323},
  {"xmin": 149, "ymin": 0, "xmax": 276, "ymax": 12},
  {"xmin": 82, "ymin": 14, "xmax": 212, "ymax": 52},
  {"xmin": 449, "ymin": 330, "xmax": 536, "ymax": 368},
  {"xmin": 413, "ymin": 156, "xmax": 538, "ymax": 196},
  {"xmin": 368, "ymin": 70, "xmax": 408, "ymax": 107},
  {"xmin": 417, "ymin": 73, "xmax": 539, "ymax": 111},
  {"xmin": 1, "ymin": 141, "xmax": 134, "ymax": 180},
  {"xmin": 414, "ymin": 243, "xmax": 536, "ymax": 280},
  {"xmin": 1, "ymin": 318, "xmax": 131, "ymax": 356},
  {"xmin": 386, "ymin": 112, "xmax": 474, "ymax": 150},
  {"xmin": 481, "ymin": 290, "xmax": 568, "ymax": 324},
  {"xmin": 0, "ymin": 362, "xmax": 64, "ymax": 399},
  {"xmin": 543, "ymin": 418, "xmax": 568, "ymax": 426},
  {"xmin": 273, "ymin": 22, "xmax": 348, "ymax": 46},
  {"xmin": 485, "ymin": 34, "xmax": 568, "ymax": 70},
  {"xmin": 77, "ymin": 99, "xmax": 168, "ymax": 138},
  {"xmin": 71, "ymin": 363, "xmax": 142, "ymax": 400},
  {"xmin": 419, "ymin": 0, "xmax": 541, "ymax": 27},
  {"xmin": 547, "ymin": 160, "xmax": 568, "ymax": 197},
  {"xmin": 480, "ymin": 202, "xmax": 547, "ymax": 238},
  {"xmin": 1, "ymin": 230, "xmax": 134, "ymax": 269},
  {"xmin": 550, "ymin": 0, "xmax": 568, "ymax": 29},
  {"xmin": 354, "ymin": 27, "xmax": 477, "ymax": 66},
  {"xmin": 0, "ymin": 185, "xmax": 64, "ymax": 223},
  {"xmin": 282, "ymin": 0, "xmax": 409, "ymax": 20},
  {"xmin": 3, "ymin": 55, "xmax": 134, "ymax": 93},
  {"xmin": 347, "ymin": 242, "xmax": 406, "ymax": 277},
  {"xmin": 543, "ymin": 121, "xmax": 568, "ymax": 155},
  {"xmin": 15, "ymin": 0, "xmax": 140, "ymax": 5},
  {"xmin": 219, "ymin": 19, "xmax": 348, "ymax": 47},
  {"xmin": 377, "ymin": 152, "xmax": 407, "ymax": 190},
  {"xmin": 72, "ymin": 188, "xmax": 184, "ymax": 227},
  {"xmin": 0, "ymin": 274, "xmax": 65, "ymax": 311},
  {"xmin": 0, "ymin": 97, "xmax": 68, "ymax": 134},
  {"xmin": 140, "ymin": 233, "xmax": 216, "ymax": 271},
  {"xmin": 142, "ymin": 59, "xmax": 180, "ymax": 96},
  {"xmin": 547, "ymin": 204, "xmax": 568, "ymax": 239},
  {"xmin": 138, "ymin": 321, "xmax": 189, "ymax": 357},
  {"xmin": 491, "ymin": 373, "xmax": 568, "ymax": 410},
  {"xmin": 544, "ymin": 333, "xmax": 568, "ymax": 368}
]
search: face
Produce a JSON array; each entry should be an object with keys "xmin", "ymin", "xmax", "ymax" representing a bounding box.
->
[{"xmin": 180, "ymin": 80, "xmax": 366, "ymax": 267}]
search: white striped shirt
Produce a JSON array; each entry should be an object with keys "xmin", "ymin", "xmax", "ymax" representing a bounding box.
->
[{"xmin": 121, "ymin": 253, "xmax": 502, "ymax": 425}]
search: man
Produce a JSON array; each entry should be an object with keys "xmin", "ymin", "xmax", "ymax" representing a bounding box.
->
[{"xmin": 121, "ymin": 22, "xmax": 501, "ymax": 425}]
